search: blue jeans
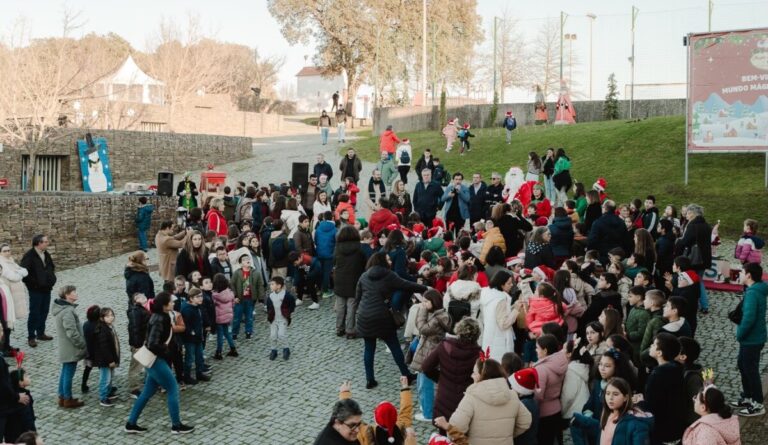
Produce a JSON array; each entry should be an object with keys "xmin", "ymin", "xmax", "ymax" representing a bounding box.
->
[
  {"xmin": 27, "ymin": 290, "xmax": 51, "ymax": 339},
  {"xmin": 321, "ymin": 127, "xmax": 329, "ymax": 144},
  {"xmin": 216, "ymin": 323, "xmax": 235, "ymax": 352},
  {"xmin": 127, "ymin": 358, "xmax": 181, "ymax": 426},
  {"xmin": 58, "ymin": 362, "xmax": 77, "ymax": 399},
  {"xmin": 417, "ymin": 373, "xmax": 436, "ymax": 419},
  {"xmin": 363, "ymin": 333, "xmax": 412, "ymax": 382},
  {"xmin": 544, "ymin": 176, "xmax": 555, "ymax": 201},
  {"xmin": 738, "ymin": 343, "xmax": 764, "ymax": 403},
  {"xmin": 319, "ymin": 258, "xmax": 333, "ymax": 292},
  {"xmin": 696, "ymin": 268, "xmax": 709, "ymax": 310},
  {"xmin": 391, "ymin": 291, "xmax": 405, "ymax": 312},
  {"xmin": 98, "ymin": 367, "xmax": 114, "ymax": 401},
  {"xmin": 137, "ymin": 229, "xmax": 148, "ymax": 251},
  {"xmin": 184, "ymin": 342, "xmax": 205, "ymax": 378},
  {"xmin": 232, "ymin": 299, "xmax": 255, "ymax": 336}
]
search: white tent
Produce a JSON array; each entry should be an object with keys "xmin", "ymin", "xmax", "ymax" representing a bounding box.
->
[{"xmin": 96, "ymin": 55, "xmax": 164, "ymax": 105}]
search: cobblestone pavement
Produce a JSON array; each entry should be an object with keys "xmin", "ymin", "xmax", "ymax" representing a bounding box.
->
[{"xmin": 8, "ymin": 132, "xmax": 768, "ymax": 444}]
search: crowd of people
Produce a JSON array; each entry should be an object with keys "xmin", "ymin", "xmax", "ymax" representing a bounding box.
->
[{"xmin": 0, "ymin": 136, "xmax": 764, "ymax": 444}]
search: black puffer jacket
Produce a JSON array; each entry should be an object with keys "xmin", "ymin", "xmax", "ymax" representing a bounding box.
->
[
  {"xmin": 498, "ymin": 213, "xmax": 532, "ymax": 257},
  {"xmin": 355, "ymin": 266, "xmax": 427, "ymax": 339},
  {"xmin": 19, "ymin": 248, "xmax": 56, "ymax": 292},
  {"xmin": 146, "ymin": 312, "xmax": 172, "ymax": 362},
  {"xmin": 674, "ymin": 215, "xmax": 712, "ymax": 270},
  {"xmin": 93, "ymin": 322, "xmax": 120, "ymax": 368},
  {"xmin": 587, "ymin": 213, "xmax": 628, "ymax": 264},
  {"xmin": 127, "ymin": 304, "xmax": 150, "ymax": 348},
  {"xmin": 333, "ymin": 241, "xmax": 367, "ymax": 299},
  {"xmin": 124, "ymin": 267, "xmax": 155, "ymax": 302}
]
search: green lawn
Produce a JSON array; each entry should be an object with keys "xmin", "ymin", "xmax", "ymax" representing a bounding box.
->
[{"xmin": 344, "ymin": 116, "xmax": 768, "ymax": 237}]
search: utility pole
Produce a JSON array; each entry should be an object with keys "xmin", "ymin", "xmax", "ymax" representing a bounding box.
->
[
  {"xmin": 421, "ymin": 0, "xmax": 427, "ymax": 106},
  {"xmin": 587, "ymin": 13, "xmax": 597, "ymax": 100},
  {"xmin": 708, "ymin": 0, "xmax": 713, "ymax": 31},
  {"xmin": 493, "ymin": 16, "xmax": 499, "ymax": 100},
  {"xmin": 374, "ymin": 27, "xmax": 380, "ymax": 111},
  {"xmin": 629, "ymin": 6, "xmax": 639, "ymax": 119},
  {"xmin": 559, "ymin": 11, "xmax": 568, "ymax": 81}
]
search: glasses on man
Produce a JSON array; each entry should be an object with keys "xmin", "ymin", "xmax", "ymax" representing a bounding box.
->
[{"xmin": 343, "ymin": 421, "xmax": 362, "ymax": 431}]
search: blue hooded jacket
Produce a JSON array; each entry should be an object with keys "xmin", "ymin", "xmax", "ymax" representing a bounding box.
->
[
  {"xmin": 314, "ymin": 220, "xmax": 337, "ymax": 259},
  {"xmin": 135, "ymin": 204, "xmax": 154, "ymax": 231}
]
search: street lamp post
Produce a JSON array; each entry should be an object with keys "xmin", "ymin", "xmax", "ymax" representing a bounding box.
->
[
  {"xmin": 559, "ymin": 11, "xmax": 568, "ymax": 81},
  {"xmin": 586, "ymin": 13, "xmax": 596, "ymax": 100},
  {"xmin": 493, "ymin": 16, "xmax": 500, "ymax": 101},
  {"xmin": 421, "ymin": 0, "xmax": 427, "ymax": 106},
  {"xmin": 564, "ymin": 33, "xmax": 577, "ymax": 91},
  {"xmin": 629, "ymin": 6, "xmax": 639, "ymax": 118}
]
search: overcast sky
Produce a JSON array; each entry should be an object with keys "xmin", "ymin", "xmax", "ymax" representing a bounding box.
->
[{"xmin": 1, "ymin": 0, "xmax": 766, "ymax": 101}]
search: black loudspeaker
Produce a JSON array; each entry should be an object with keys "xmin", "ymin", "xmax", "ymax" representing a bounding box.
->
[
  {"xmin": 291, "ymin": 162, "xmax": 309, "ymax": 191},
  {"xmin": 157, "ymin": 171, "xmax": 174, "ymax": 197}
]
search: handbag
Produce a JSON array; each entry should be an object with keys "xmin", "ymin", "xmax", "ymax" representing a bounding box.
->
[
  {"xmin": 728, "ymin": 299, "xmax": 743, "ymax": 325},
  {"xmin": 133, "ymin": 322, "xmax": 174, "ymax": 368},
  {"xmin": 390, "ymin": 308, "xmax": 406, "ymax": 328},
  {"xmin": 685, "ymin": 244, "xmax": 704, "ymax": 266}
]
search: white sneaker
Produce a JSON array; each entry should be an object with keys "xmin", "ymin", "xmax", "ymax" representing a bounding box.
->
[
  {"xmin": 445, "ymin": 147, "xmax": 451, "ymax": 152},
  {"xmin": 295, "ymin": 299, "xmax": 303, "ymax": 306},
  {"xmin": 738, "ymin": 401, "xmax": 766, "ymax": 417},
  {"xmin": 308, "ymin": 302, "xmax": 320, "ymax": 310},
  {"xmin": 414, "ymin": 412, "xmax": 432, "ymax": 422}
]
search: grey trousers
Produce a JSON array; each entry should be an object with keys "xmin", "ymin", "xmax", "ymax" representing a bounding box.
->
[{"xmin": 334, "ymin": 296, "xmax": 357, "ymax": 334}]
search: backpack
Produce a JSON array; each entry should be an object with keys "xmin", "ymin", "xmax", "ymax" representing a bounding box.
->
[
  {"xmin": 399, "ymin": 149, "xmax": 410, "ymax": 164},
  {"xmin": 505, "ymin": 117, "xmax": 517, "ymax": 130},
  {"xmin": 238, "ymin": 200, "xmax": 253, "ymax": 222},
  {"xmin": 270, "ymin": 236, "xmax": 290, "ymax": 262},
  {"xmin": 447, "ymin": 299, "xmax": 472, "ymax": 334},
  {"xmin": 457, "ymin": 128, "xmax": 467, "ymax": 138}
]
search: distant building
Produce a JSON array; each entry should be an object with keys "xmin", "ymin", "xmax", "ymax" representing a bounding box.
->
[
  {"xmin": 94, "ymin": 55, "xmax": 165, "ymax": 105},
  {"xmin": 295, "ymin": 66, "xmax": 346, "ymax": 113}
]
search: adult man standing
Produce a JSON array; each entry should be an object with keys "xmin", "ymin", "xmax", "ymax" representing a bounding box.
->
[
  {"xmin": 20, "ymin": 235, "xmax": 56, "ymax": 347},
  {"xmin": 331, "ymin": 91, "xmax": 340, "ymax": 112},
  {"xmin": 379, "ymin": 125, "xmax": 400, "ymax": 160},
  {"xmin": 733, "ymin": 262, "xmax": 767, "ymax": 417},
  {"xmin": 317, "ymin": 111, "xmax": 333, "ymax": 145},
  {"xmin": 335, "ymin": 106, "xmax": 347, "ymax": 143},
  {"xmin": 441, "ymin": 173, "xmax": 470, "ymax": 235},
  {"xmin": 415, "ymin": 148, "xmax": 435, "ymax": 175},
  {"xmin": 587, "ymin": 200, "xmax": 627, "ymax": 265},
  {"xmin": 302, "ymin": 175, "xmax": 319, "ymax": 221},
  {"xmin": 155, "ymin": 222, "xmax": 189, "ymax": 283},
  {"xmin": 468, "ymin": 173, "xmax": 487, "ymax": 225},
  {"xmin": 375, "ymin": 152, "xmax": 398, "ymax": 190},
  {"xmin": 413, "ymin": 169, "xmax": 443, "ymax": 228},
  {"xmin": 313, "ymin": 154, "xmax": 334, "ymax": 184},
  {"xmin": 484, "ymin": 172, "xmax": 505, "ymax": 219},
  {"xmin": 339, "ymin": 149, "xmax": 362, "ymax": 184}
]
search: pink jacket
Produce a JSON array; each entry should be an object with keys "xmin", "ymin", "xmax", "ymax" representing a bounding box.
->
[
  {"xmin": 533, "ymin": 349, "xmax": 568, "ymax": 417},
  {"xmin": 525, "ymin": 297, "xmax": 567, "ymax": 335},
  {"xmin": 734, "ymin": 234, "xmax": 763, "ymax": 265},
  {"xmin": 213, "ymin": 288, "xmax": 235, "ymax": 324},
  {"xmin": 682, "ymin": 413, "xmax": 741, "ymax": 445}
]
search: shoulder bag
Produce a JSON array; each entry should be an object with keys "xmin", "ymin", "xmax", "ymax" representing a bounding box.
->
[{"xmin": 133, "ymin": 323, "xmax": 174, "ymax": 368}]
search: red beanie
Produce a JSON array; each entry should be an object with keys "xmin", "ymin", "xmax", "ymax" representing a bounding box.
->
[{"xmin": 374, "ymin": 401, "xmax": 398, "ymax": 443}]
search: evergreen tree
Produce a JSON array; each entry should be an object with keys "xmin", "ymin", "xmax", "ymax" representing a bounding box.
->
[
  {"xmin": 486, "ymin": 91, "xmax": 499, "ymax": 128},
  {"xmin": 603, "ymin": 73, "xmax": 620, "ymax": 120}
]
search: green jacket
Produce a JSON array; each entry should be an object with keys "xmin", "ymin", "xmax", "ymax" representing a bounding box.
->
[
  {"xmin": 575, "ymin": 196, "xmax": 587, "ymax": 222},
  {"xmin": 231, "ymin": 267, "xmax": 265, "ymax": 302},
  {"xmin": 422, "ymin": 237, "xmax": 447, "ymax": 258},
  {"xmin": 626, "ymin": 305, "xmax": 651, "ymax": 346},
  {"xmin": 640, "ymin": 309, "xmax": 664, "ymax": 353},
  {"xmin": 554, "ymin": 156, "xmax": 572, "ymax": 175},
  {"xmin": 52, "ymin": 299, "xmax": 87, "ymax": 363},
  {"xmin": 376, "ymin": 159, "xmax": 399, "ymax": 188},
  {"xmin": 737, "ymin": 281, "xmax": 767, "ymax": 345}
]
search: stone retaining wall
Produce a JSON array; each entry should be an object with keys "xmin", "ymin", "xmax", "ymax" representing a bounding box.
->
[{"xmin": 0, "ymin": 192, "xmax": 177, "ymax": 270}]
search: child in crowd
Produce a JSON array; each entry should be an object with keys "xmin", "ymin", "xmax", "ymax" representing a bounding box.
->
[
  {"xmin": 54, "ymin": 285, "xmax": 87, "ymax": 408},
  {"xmin": 667, "ymin": 256, "xmax": 700, "ymax": 335},
  {"xmin": 640, "ymin": 290, "xmax": 666, "ymax": 354},
  {"xmin": 624, "ymin": 286, "xmax": 650, "ymax": 366},
  {"xmin": 126, "ymin": 293, "xmax": 149, "ymax": 398},
  {"xmin": 81, "ymin": 305, "xmax": 100, "ymax": 394},
  {"xmin": 173, "ymin": 276, "xmax": 188, "ymax": 311},
  {"xmin": 581, "ymin": 273, "xmax": 621, "ymax": 335},
  {"xmin": 509, "ymin": 367, "xmax": 540, "ymax": 445},
  {"xmin": 533, "ymin": 333, "xmax": 568, "ymax": 445},
  {"xmin": 571, "ymin": 223, "xmax": 588, "ymax": 257},
  {"xmin": 288, "ymin": 251, "xmax": 322, "ymax": 310},
  {"xmin": 212, "ymin": 273, "xmax": 238, "ymax": 360},
  {"xmin": 9, "ymin": 368, "xmax": 35, "ymax": 437},
  {"xmin": 599, "ymin": 377, "xmax": 653, "ymax": 444},
  {"xmin": 735, "ymin": 218, "xmax": 764, "ymax": 265},
  {"xmin": 659, "ymin": 296, "xmax": 692, "ymax": 338},
  {"xmin": 93, "ymin": 307, "xmax": 120, "ymax": 407},
  {"xmin": 231, "ymin": 254, "xmax": 265, "ymax": 339},
  {"xmin": 181, "ymin": 288, "xmax": 210, "ymax": 385},
  {"xmin": 266, "ymin": 276, "xmax": 296, "ymax": 361},
  {"xmin": 199, "ymin": 277, "xmax": 216, "ymax": 346},
  {"xmin": 561, "ymin": 339, "xmax": 592, "ymax": 422},
  {"xmin": 598, "ymin": 308, "xmax": 623, "ymax": 338},
  {"xmin": 585, "ymin": 322, "xmax": 608, "ymax": 360},
  {"xmin": 134, "ymin": 196, "xmax": 154, "ymax": 252},
  {"xmin": 677, "ymin": 336, "xmax": 704, "ymax": 427}
]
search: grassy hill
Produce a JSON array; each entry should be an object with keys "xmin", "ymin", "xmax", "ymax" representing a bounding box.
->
[{"xmin": 344, "ymin": 116, "xmax": 768, "ymax": 237}]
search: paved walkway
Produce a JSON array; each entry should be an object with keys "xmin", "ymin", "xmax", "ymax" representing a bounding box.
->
[{"xmin": 7, "ymin": 127, "xmax": 768, "ymax": 443}]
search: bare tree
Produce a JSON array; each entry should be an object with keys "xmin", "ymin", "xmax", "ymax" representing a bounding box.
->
[
  {"xmin": 528, "ymin": 19, "xmax": 561, "ymax": 100},
  {"xmin": 496, "ymin": 11, "xmax": 528, "ymax": 103}
]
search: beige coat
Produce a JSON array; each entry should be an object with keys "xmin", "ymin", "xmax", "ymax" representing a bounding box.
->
[
  {"xmin": 155, "ymin": 230, "xmax": 188, "ymax": 282},
  {"xmin": 409, "ymin": 307, "xmax": 450, "ymax": 372},
  {"xmin": 479, "ymin": 227, "xmax": 506, "ymax": 265},
  {"xmin": 449, "ymin": 377, "xmax": 532, "ymax": 445}
]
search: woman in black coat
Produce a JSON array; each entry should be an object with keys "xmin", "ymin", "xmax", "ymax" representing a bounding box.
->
[
  {"xmin": 524, "ymin": 226, "xmax": 556, "ymax": 269},
  {"xmin": 355, "ymin": 252, "xmax": 427, "ymax": 389},
  {"xmin": 673, "ymin": 204, "xmax": 712, "ymax": 312},
  {"xmin": 493, "ymin": 201, "xmax": 532, "ymax": 257},
  {"xmin": 333, "ymin": 226, "xmax": 367, "ymax": 338},
  {"xmin": 124, "ymin": 251, "xmax": 155, "ymax": 306},
  {"xmin": 583, "ymin": 190, "xmax": 602, "ymax": 233},
  {"xmin": 174, "ymin": 231, "xmax": 212, "ymax": 279}
]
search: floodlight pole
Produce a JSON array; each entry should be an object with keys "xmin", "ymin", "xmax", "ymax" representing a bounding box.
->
[
  {"xmin": 559, "ymin": 11, "xmax": 568, "ymax": 81},
  {"xmin": 422, "ymin": 0, "xmax": 427, "ymax": 106},
  {"xmin": 629, "ymin": 6, "xmax": 638, "ymax": 119},
  {"xmin": 708, "ymin": 0, "xmax": 713, "ymax": 31}
]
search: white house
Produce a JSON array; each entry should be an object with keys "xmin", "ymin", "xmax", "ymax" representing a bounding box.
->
[
  {"xmin": 295, "ymin": 66, "xmax": 346, "ymax": 113},
  {"xmin": 95, "ymin": 55, "xmax": 165, "ymax": 105}
]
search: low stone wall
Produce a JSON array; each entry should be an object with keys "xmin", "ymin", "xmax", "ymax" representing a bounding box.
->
[
  {"xmin": 0, "ymin": 192, "xmax": 176, "ymax": 270},
  {"xmin": 0, "ymin": 129, "xmax": 252, "ymax": 191},
  {"xmin": 373, "ymin": 98, "xmax": 687, "ymax": 134}
]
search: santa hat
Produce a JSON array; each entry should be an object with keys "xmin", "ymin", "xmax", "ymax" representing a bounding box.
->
[
  {"xmin": 432, "ymin": 217, "xmax": 446, "ymax": 229},
  {"xmin": 509, "ymin": 368, "xmax": 539, "ymax": 396},
  {"xmin": 593, "ymin": 177, "xmax": 607, "ymax": 192},
  {"xmin": 402, "ymin": 138, "xmax": 410, "ymax": 144},
  {"xmin": 427, "ymin": 226, "xmax": 444, "ymax": 239},
  {"xmin": 386, "ymin": 223, "xmax": 401, "ymax": 232},
  {"xmin": 520, "ymin": 268, "xmax": 533, "ymax": 279},
  {"xmin": 533, "ymin": 265, "xmax": 555, "ymax": 282},
  {"xmin": 506, "ymin": 111, "xmax": 513, "ymax": 116},
  {"xmin": 428, "ymin": 433, "xmax": 454, "ymax": 445},
  {"xmin": 412, "ymin": 223, "xmax": 426, "ymax": 236},
  {"xmin": 535, "ymin": 217, "xmax": 549, "ymax": 227},
  {"xmin": 463, "ymin": 123, "xmax": 471, "ymax": 129},
  {"xmin": 679, "ymin": 270, "xmax": 700, "ymax": 286},
  {"xmin": 506, "ymin": 257, "xmax": 524, "ymax": 268},
  {"xmin": 374, "ymin": 401, "xmax": 398, "ymax": 443}
]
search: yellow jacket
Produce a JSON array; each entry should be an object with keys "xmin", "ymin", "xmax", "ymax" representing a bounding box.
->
[{"xmin": 479, "ymin": 227, "xmax": 506, "ymax": 264}]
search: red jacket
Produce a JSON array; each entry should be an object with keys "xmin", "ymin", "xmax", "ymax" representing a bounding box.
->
[
  {"xmin": 334, "ymin": 202, "xmax": 355, "ymax": 224},
  {"xmin": 206, "ymin": 209, "xmax": 227, "ymax": 237},
  {"xmin": 379, "ymin": 130, "xmax": 400, "ymax": 154},
  {"xmin": 369, "ymin": 209, "xmax": 399, "ymax": 236},
  {"xmin": 525, "ymin": 296, "xmax": 567, "ymax": 335},
  {"xmin": 347, "ymin": 182, "xmax": 360, "ymax": 206}
]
